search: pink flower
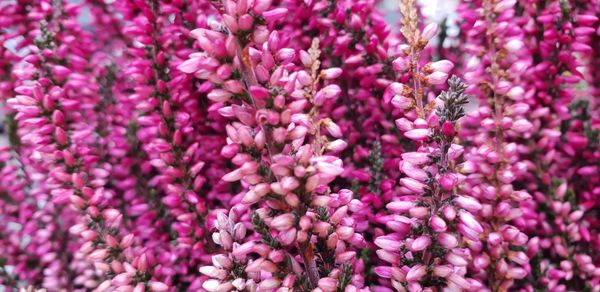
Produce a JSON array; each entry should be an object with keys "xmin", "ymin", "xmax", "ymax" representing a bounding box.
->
[
  {"xmin": 426, "ymin": 72, "xmax": 449, "ymax": 85},
  {"xmin": 421, "ymin": 23, "xmax": 439, "ymax": 40}
]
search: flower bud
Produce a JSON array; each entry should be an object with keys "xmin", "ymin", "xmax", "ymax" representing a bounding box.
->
[
  {"xmin": 318, "ymin": 277, "xmax": 337, "ymax": 292},
  {"xmin": 404, "ymin": 128, "xmax": 431, "ymax": 141},
  {"xmin": 426, "ymin": 72, "xmax": 449, "ymax": 85},
  {"xmin": 430, "ymin": 216, "xmax": 447, "ymax": 232},
  {"xmin": 430, "ymin": 60, "xmax": 454, "ymax": 73},
  {"xmin": 320, "ymin": 68, "xmax": 343, "ymax": 79},
  {"xmin": 410, "ymin": 235, "xmax": 431, "ymax": 252},
  {"xmin": 421, "ymin": 23, "xmax": 439, "ymax": 40},
  {"xmin": 270, "ymin": 214, "xmax": 295, "ymax": 231},
  {"xmin": 406, "ymin": 264, "xmax": 427, "ymax": 282}
]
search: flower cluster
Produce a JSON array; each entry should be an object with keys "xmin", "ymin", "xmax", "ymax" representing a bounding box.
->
[
  {"xmin": 457, "ymin": 0, "xmax": 533, "ymax": 289},
  {"xmin": 0, "ymin": 0, "xmax": 599, "ymax": 291},
  {"xmin": 515, "ymin": 0, "xmax": 600, "ymax": 290}
]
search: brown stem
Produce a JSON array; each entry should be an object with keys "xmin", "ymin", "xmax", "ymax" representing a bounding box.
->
[
  {"xmin": 483, "ymin": 0, "xmax": 505, "ymax": 289},
  {"xmin": 298, "ymin": 241, "xmax": 320, "ymax": 288},
  {"xmin": 411, "ymin": 48, "xmax": 425, "ymax": 118}
]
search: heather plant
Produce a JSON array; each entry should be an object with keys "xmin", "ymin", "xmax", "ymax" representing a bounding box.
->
[
  {"xmin": 457, "ymin": 0, "xmax": 533, "ymax": 289},
  {"xmin": 0, "ymin": 0, "xmax": 599, "ymax": 291}
]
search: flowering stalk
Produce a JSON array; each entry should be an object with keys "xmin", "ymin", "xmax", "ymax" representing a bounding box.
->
[
  {"xmin": 121, "ymin": 0, "xmax": 213, "ymax": 277},
  {"xmin": 277, "ymin": 0, "xmax": 412, "ymax": 212},
  {"xmin": 457, "ymin": 0, "xmax": 535, "ymax": 289},
  {"xmin": 180, "ymin": 1, "xmax": 367, "ymax": 290},
  {"xmin": 0, "ymin": 1, "xmax": 108, "ymax": 289},
  {"xmin": 276, "ymin": 1, "xmax": 422, "ymax": 280},
  {"xmin": 4, "ymin": 1, "xmax": 168, "ymax": 290},
  {"xmin": 374, "ymin": 1, "xmax": 481, "ymax": 290},
  {"xmin": 512, "ymin": 0, "xmax": 600, "ymax": 289},
  {"xmin": 376, "ymin": 75, "xmax": 480, "ymax": 290}
]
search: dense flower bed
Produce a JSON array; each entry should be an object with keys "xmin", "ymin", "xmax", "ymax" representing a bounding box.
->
[{"xmin": 0, "ymin": 0, "xmax": 599, "ymax": 291}]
